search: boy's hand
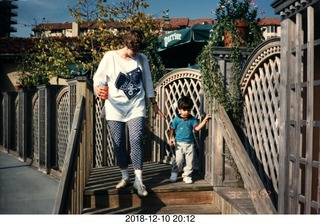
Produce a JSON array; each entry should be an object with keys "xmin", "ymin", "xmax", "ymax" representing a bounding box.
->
[
  {"xmin": 204, "ymin": 114, "xmax": 212, "ymax": 122},
  {"xmin": 168, "ymin": 138, "xmax": 175, "ymax": 146}
]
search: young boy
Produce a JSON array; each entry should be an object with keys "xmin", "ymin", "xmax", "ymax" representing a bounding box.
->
[{"xmin": 168, "ymin": 96, "xmax": 211, "ymax": 184}]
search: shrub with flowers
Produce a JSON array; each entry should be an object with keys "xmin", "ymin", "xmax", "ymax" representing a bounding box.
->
[
  {"xmin": 211, "ymin": 0, "xmax": 263, "ymax": 47},
  {"xmin": 215, "ymin": 0, "xmax": 259, "ymax": 23},
  {"xmin": 197, "ymin": 0, "xmax": 265, "ymax": 127},
  {"xmin": 196, "ymin": 1, "xmax": 265, "ymax": 179}
]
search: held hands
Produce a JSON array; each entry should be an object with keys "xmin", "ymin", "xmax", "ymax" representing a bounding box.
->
[
  {"xmin": 152, "ymin": 103, "xmax": 166, "ymax": 120},
  {"xmin": 167, "ymin": 137, "xmax": 175, "ymax": 147}
]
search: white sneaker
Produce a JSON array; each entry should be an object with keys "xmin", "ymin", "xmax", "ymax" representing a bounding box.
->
[
  {"xmin": 183, "ymin": 177, "xmax": 193, "ymax": 184},
  {"xmin": 116, "ymin": 179, "xmax": 131, "ymax": 189},
  {"xmin": 170, "ymin": 172, "xmax": 178, "ymax": 182},
  {"xmin": 133, "ymin": 180, "xmax": 148, "ymax": 197}
]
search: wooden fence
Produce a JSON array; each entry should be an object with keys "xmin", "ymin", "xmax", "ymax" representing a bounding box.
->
[
  {"xmin": 2, "ymin": 36, "xmax": 318, "ymax": 213},
  {"xmin": 0, "ymin": 57, "xmax": 278, "ymax": 214}
]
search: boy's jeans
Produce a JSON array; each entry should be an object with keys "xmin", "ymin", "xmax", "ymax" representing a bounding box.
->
[{"xmin": 171, "ymin": 142, "xmax": 194, "ymax": 177}]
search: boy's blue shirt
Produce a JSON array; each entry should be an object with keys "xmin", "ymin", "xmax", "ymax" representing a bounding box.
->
[{"xmin": 170, "ymin": 115, "xmax": 198, "ymax": 143}]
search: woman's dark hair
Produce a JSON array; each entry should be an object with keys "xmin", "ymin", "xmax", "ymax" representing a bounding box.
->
[
  {"xmin": 123, "ymin": 29, "xmax": 147, "ymax": 51},
  {"xmin": 177, "ymin": 95, "xmax": 193, "ymax": 111}
]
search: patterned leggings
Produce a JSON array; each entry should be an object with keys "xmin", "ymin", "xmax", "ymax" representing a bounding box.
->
[{"xmin": 107, "ymin": 117, "xmax": 145, "ymax": 170}]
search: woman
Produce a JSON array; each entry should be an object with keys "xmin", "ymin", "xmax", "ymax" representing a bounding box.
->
[{"xmin": 93, "ymin": 29, "xmax": 165, "ymax": 197}]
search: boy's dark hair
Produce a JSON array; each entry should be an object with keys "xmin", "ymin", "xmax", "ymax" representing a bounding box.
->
[
  {"xmin": 177, "ymin": 96, "xmax": 193, "ymax": 111},
  {"xmin": 123, "ymin": 29, "xmax": 147, "ymax": 51}
]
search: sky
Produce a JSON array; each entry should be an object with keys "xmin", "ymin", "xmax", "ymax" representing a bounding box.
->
[{"xmin": 14, "ymin": 0, "xmax": 279, "ymax": 38}]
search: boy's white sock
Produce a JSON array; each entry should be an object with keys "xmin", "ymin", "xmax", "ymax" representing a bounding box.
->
[
  {"xmin": 134, "ymin": 169, "xmax": 143, "ymax": 183},
  {"xmin": 121, "ymin": 169, "xmax": 129, "ymax": 180}
]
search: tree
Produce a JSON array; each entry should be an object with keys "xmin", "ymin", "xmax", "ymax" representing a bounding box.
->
[
  {"xmin": 17, "ymin": 35, "xmax": 83, "ymax": 88},
  {"xmin": 17, "ymin": 0, "xmax": 166, "ymax": 88}
]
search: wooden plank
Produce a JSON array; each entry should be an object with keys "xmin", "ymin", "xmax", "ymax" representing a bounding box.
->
[
  {"xmin": 212, "ymin": 108, "xmax": 223, "ymax": 186},
  {"xmin": 83, "ymin": 204, "xmax": 221, "ymax": 214},
  {"xmin": 147, "ymin": 204, "xmax": 221, "ymax": 214},
  {"xmin": 292, "ymin": 12, "xmax": 302, "ymax": 214},
  {"xmin": 213, "ymin": 101, "xmax": 277, "ymax": 214},
  {"xmin": 213, "ymin": 187, "xmax": 256, "ymax": 214},
  {"xmin": 278, "ymin": 18, "xmax": 293, "ymax": 214},
  {"xmin": 52, "ymin": 96, "xmax": 85, "ymax": 214},
  {"xmin": 305, "ymin": 5, "xmax": 315, "ymax": 214}
]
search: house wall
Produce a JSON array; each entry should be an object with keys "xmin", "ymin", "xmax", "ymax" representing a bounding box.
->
[
  {"xmin": 262, "ymin": 25, "xmax": 282, "ymax": 39},
  {"xmin": 0, "ymin": 62, "xmax": 69, "ymax": 92},
  {"xmin": 0, "ymin": 61, "xmax": 19, "ymax": 92}
]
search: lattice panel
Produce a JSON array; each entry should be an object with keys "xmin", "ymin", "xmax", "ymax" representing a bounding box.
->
[
  {"xmin": 243, "ymin": 57, "xmax": 281, "ymax": 193},
  {"xmin": 69, "ymin": 84, "xmax": 76, "ymax": 128},
  {"xmin": 155, "ymin": 69, "xmax": 203, "ymax": 160},
  {"xmin": 32, "ymin": 93, "xmax": 39, "ymax": 162},
  {"xmin": 94, "ymin": 97, "xmax": 115, "ymax": 167},
  {"xmin": 104, "ymin": 124, "xmax": 115, "ymax": 166},
  {"xmin": 240, "ymin": 39, "xmax": 281, "ymax": 207},
  {"xmin": 38, "ymin": 89, "xmax": 46, "ymax": 167},
  {"xmin": 56, "ymin": 89, "xmax": 70, "ymax": 171},
  {"xmin": 94, "ymin": 97, "xmax": 104, "ymax": 167}
]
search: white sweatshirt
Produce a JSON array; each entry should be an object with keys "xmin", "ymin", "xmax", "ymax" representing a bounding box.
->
[{"xmin": 93, "ymin": 51, "xmax": 155, "ymax": 122}]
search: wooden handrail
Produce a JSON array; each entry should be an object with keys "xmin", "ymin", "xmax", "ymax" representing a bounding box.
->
[
  {"xmin": 53, "ymin": 96, "xmax": 85, "ymax": 214},
  {"xmin": 213, "ymin": 100, "xmax": 277, "ymax": 214}
]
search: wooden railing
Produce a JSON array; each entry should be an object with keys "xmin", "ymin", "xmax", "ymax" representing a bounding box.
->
[
  {"xmin": 53, "ymin": 77, "xmax": 95, "ymax": 214},
  {"xmin": 53, "ymin": 96, "xmax": 85, "ymax": 214},
  {"xmin": 211, "ymin": 100, "xmax": 277, "ymax": 214}
]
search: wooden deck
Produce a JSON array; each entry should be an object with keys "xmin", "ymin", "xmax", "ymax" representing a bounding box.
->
[
  {"xmin": 82, "ymin": 162, "xmax": 256, "ymax": 214},
  {"xmin": 84, "ymin": 162, "xmax": 212, "ymax": 193}
]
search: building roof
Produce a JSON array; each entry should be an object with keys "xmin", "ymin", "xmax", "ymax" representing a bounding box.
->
[
  {"xmin": 32, "ymin": 18, "xmax": 217, "ymax": 32},
  {"xmin": 0, "ymin": 36, "xmax": 78, "ymax": 58},
  {"xmin": 258, "ymin": 18, "xmax": 280, "ymax": 26},
  {"xmin": 0, "ymin": 17, "xmax": 280, "ymax": 56},
  {"xmin": 31, "ymin": 17, "xmax": 279, "ymax": 32},
  {"xmin": 32, "ymin": 20, "xmax": 125, "ymax": 32},
  {"xmin": 0, "ymin": 37, "xmax": 35, "ymax": 55}
]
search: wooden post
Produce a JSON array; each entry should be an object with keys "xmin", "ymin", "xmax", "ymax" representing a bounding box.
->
[
  {"xmin": 37, "ymin": 84, "xmax": 63, "ymax": 173},
  {"xmin": 3, "ymin": 92, "xmax": 17, "ymax": 152},
  {"xmin": 211, "ymin": 100, "xmax": 224, "ymax": 186},
  {"xmin": 17, "ymin": 89, "xmax": 36, "ymax": 161}
]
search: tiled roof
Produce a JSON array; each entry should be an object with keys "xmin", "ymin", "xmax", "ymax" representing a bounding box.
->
[
  {"xmin": 32, "ymin": 22, "xmax": 73, "ymax": 31},
  {"xmin": 33, "ymin": 18, "xmax": 216, "ymax": 32},
  {"xmin": 32, "ymin": 18, "xmax": 279, "ymax": 32},
  {"xmin": 0, "ymin": 37, "xmax": 36, "ymax": 55},
  {"xmin": 188, "ymin": 18, "xmax": 217, "ymax": 26},
  {"xmin": 32, "ymin": 20, "xmax": 126, "ymax": 31},
  {"xmin": 0, "ymin": 36, "xmax": 79, "ymax": 56},
  {"xmin": 0, "ymin": 17, "xmax": 280, "ymax": 56},
  {"xmin": 258, "ymin": 18, "xmax": 280, "ymax": 26}
]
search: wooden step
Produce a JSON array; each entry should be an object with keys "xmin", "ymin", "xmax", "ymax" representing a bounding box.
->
[
  {"xmin": 82, "ymin": 204, "xmax": 221, "ymax": 214},
  {"xmin": 82, "ymin": 162, "xmax": 257, "ymax": 214},
  {"xmin": 83, "ymin": 162, "xmax": 217, "ymax": 214}
]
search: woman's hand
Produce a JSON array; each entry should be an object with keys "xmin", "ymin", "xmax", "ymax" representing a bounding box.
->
[
  {"xmin": 95, "ymin": 86, "xmax": 108, "ymax": 99},
  {"xmin": 152, "ymin": 103, "xmax": 166, "ymax": 120}
]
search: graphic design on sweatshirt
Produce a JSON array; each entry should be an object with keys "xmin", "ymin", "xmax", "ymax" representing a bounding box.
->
[{"xmin": 115, "ymin": 67, "xmax": 142, "ymax": 100}]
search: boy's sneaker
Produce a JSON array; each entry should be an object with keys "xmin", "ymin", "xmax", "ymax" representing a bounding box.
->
[
  {"xmin": 133, "ymin": 180, "xmax": 148, "ymax": 197},
  {"xmin": 183, "ymin": 177, "xmax": 193, "ymax": 184},
  {"xmin": 170, "ymin": 172, "xmax": 178, "ymax": 182},
  {"xmin": 116, "ymin": 179, "xmax": 131, "ymax": 189}
]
